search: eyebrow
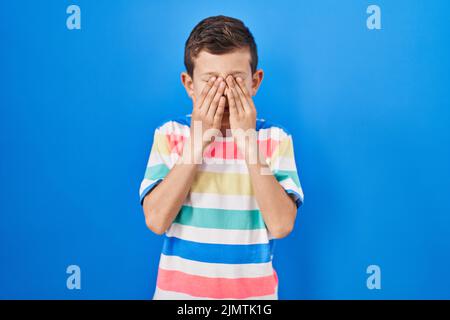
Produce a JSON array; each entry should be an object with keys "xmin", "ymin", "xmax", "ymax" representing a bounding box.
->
[{"xmin": 201, "ymin": 71, "xmax": 247, "ymax": 77}]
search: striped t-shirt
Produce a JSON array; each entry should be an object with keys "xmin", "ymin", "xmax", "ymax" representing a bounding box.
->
[{"xmin": 139, "ymin": 114, "xmax": 304, "ymax": 300}]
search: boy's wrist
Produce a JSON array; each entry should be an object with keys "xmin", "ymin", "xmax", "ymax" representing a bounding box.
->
[
  {"xmin": 179, "ymin": 136, "xmax": 204, "ymax": 165},
  {"xmin": 244, "ymin": 143, "xmax": 272, "ymax": 175}
]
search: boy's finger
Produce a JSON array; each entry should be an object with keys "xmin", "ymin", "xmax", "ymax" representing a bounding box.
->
[
  {"xmin": 235, "ymin": 77, "xmax": 256, "ymax": 111},
  {"xmin": 213, "ymin": 96, "xmax": 226, "ymax": 128},
  {"xmin": 202, "ymin": 77, "xmax": 221, "ymax": 113},
  {"xmin": 196, "ymin": 76, "xmax": 216, "ymax": 109},
  {"xmin": 235, "ymin": 77, "xmax": 251, "ymax": 98},
  {"xmin": 227, "ymin": 76, "xmax": 245, "ymax": 114},
  {"xmin": 233, "ymin": 78, "xmax": 250, "ymax": 112},
  {"xmin": 207, "ymin": 80, "xmax": 226, "ymax": 120},
  {"xmin": 226, "ymin": 81, "xmax": 240, "ymax": 117}
]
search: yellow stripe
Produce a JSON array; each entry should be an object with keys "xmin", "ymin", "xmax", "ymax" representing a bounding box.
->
[
  {"xmin": 271, "ymin": 137, "xmax": 294, "ymax": 164},
  {"xmin": 153, "ymin": 133, "xmax": 171, "ymax": 156},
  {"xmin": 191, "ymin": 171, "xmax": 254, "ymax": 195}
]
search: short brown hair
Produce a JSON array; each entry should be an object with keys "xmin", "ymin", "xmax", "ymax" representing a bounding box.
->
[{"xmin": 184, "ymin": 15, "xmax": 258, "ymax": 77}]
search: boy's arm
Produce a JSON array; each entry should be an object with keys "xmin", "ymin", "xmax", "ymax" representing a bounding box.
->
[
  {"xmin": 225, "ymin": 75, "xmax": 300, "ymax": 239},
  {"xmin": 142, "ymin": 76, "xmax": 226, "ymax": 234},
  {"xmin": 245, "ymin": 152, "xmax": 298, "ymax": 239},
  {"xmin": 142, "ymin": 139, "xmax": 201, "ymax": 235}
]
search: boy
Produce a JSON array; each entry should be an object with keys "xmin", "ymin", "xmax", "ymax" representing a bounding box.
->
[{"xmin": 139, "ymin": 15, "xmax": 304, "ymax": 300}]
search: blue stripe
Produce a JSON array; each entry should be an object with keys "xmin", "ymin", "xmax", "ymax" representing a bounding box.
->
[
  {"xmin": 161, "ymin": 236, "xmax": 274, "ymax": 264},
  {"xmin": 286, "ymin": 189, "xmax": 303, "ymax": 209}
]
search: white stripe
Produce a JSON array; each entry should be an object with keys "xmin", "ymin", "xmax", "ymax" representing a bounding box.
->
[
  {"xmin": 257, "ymin": 127, "xmax": 289, "ymax": 141},
  {"xmin": 269, "ymin": 156, "xmax": 297, "ymax": 171},
  {"xmin": 156, "ymin": 121, "xmax": 190, "ymax": 136},
  {"xmin": 185, "ymin": 192, "xmax": 259, "ymax": 210},
  {"xmin": 148, "ymin": 151, "xmax": 164, "ymax": 166},
  {"xmin": 148, "ymin": 151, "xmax": 179, "ymax": 168},
  {"xmin": 156, "ymin": 116, "xmax": 287, "ymax": 142},
  {"xmin": 158, "ymin": 254, "xmax": 275, "ymax": 279},
  {"xmin": 148, "ymin": 154, "xmax": 294, "ymax": 174},
  {"xmin": 139, "ymin": 178, "xmax": 160, "ymax": 197},
  {"xmin": 279, "ymin": 178, "xmax": 304, "ymax": 202},
  {"xmin": 155, "ymin": 119, "xmax": 289, "ymax": 142},
  {"xmin": 200, "ymin": 126, "xmax": 288, "ymax": 142},
  {"xmin": 166, "ymin": 223, "xmax": 271, "ymax": 245},
  {"xmin": 153, "ymin": 287, "xmax": 278, "ymax": 300},
  {"xmin": 199, "ymin": 160, "xmax": 249, "ymax": 174}
]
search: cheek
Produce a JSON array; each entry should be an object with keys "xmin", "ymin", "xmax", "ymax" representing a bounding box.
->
[{"xmin": 192, "ymin": 82, "xmax": 205, "ymax": 99}]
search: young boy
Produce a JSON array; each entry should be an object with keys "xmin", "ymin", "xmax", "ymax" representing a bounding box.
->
[{"xmin": 139, "ymin": 15, "xmax": 304, "ymax": 300}]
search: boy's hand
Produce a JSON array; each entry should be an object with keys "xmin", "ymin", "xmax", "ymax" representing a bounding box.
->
[
  {"xmin": 189, "ymin": 76, "xmax": 226, "ymax": 152},
  {"xmin": 225, "ymin": 75, "xmax": 256, "ymax": 132},
  {"xmin": 225, "ymin": 75, "xmax": 257, "ymax": 159}
]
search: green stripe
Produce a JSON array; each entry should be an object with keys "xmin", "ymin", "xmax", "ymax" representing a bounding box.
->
[
  {"xmin": 145, "ymin": 164, "xmax": 170, "ymax": 181},
  {"xmin": 273, "ymin": 170, "xmax": 300, "ymax": 188},
  {"xmin": 174, "ymin": 206, "xmax": 266, "ymax": 230}
]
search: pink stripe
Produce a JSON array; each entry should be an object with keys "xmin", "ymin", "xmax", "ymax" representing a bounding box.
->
[
  {"xmin": 156, "ymin": 268, "xmax": 278, "ymax": 299},
  {"xmin": 165, "ymin": 134, "xmax": 280, "ymax": 159}
]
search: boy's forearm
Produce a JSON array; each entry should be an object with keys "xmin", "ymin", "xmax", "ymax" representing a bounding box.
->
[
  {"xmin": 245, "ymin": 148, "xmax": 297, "ymax": 239},
  {"xmin": 142, "ymin": 138, "xmax": 202, "ymax": 235},
  {"xmin": 142, "ymin": 75, "xmax": 226, "ymax": 235}
]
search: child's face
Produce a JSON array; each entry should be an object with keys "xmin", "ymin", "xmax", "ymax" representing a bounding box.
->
[{"xmin": 182, "ymin": 48, "xmax": 263, "ymax": 128}]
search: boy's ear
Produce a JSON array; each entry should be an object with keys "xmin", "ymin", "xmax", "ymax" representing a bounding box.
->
[
  {"xmin": 181, "ymin": 72, "xmax": 195, "ymax": 101},
  {"xmin": 251, "ymin": 69, "xmax": 264, "ymax": 96}
]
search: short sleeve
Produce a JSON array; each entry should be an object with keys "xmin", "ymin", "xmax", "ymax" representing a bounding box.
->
[
  {"xmin": 139, "ymin": 128, "xmax": 172, "ymax": 205},
  {"xmin": 268, "ymin": 133, "xmax": 304, "ymax": 208}
]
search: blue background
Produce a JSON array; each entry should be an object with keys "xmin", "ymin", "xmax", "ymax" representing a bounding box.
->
[{"xmin": 1, "ymin": 0, "xmax": 449, "ymax": 299}]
